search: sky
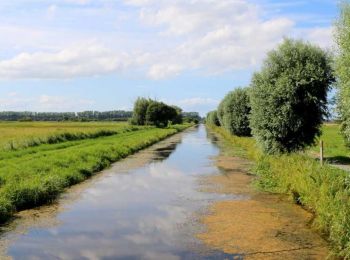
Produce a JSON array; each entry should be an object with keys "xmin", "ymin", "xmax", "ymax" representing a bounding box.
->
[{"xmin": 0, "ymin": 0, "xmax": 339, "ymax": 116}]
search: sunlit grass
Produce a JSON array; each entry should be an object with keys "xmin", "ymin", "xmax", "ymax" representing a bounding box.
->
[
  {"xmin": 0, "ymin": 121, "xmax": 133, "ymax": 150},
  {"xmin": 309, "ymin": 124, "xmax": 350, "ymax": 163}
]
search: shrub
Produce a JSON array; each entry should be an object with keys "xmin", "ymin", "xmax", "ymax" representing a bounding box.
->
[
  {"xmin": 206, "ymin": 110, "xmax": 220, "ymax": 126},
  {"xmin": 250, "ymin": 38, "xmax": 334, "ymax": 154},
  {"xmin": 335, "ymin": 2, "xmax": 350, "ymax": 146},
  {"xmin": 145, "ymin": 101, "xmax": 178, "ymax": 127},
  {"xmin": 217, "ymin": 88, "xmax": 251, "ymax": 136}
]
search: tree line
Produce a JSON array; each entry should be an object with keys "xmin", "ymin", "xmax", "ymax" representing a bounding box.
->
[
  {"xmin": 207, "ymin": 2, "xmax": 350, "ymax": 154},
  {"xmin": 0, "ymin": 109, "xmax": 201, "ymax": 123},
  {"xmin": 207, "ymin": 37, "xmax": 335, "ymax": 154},
  {"xmin": 0, "ymin": 111, "xmax": 133, "ymax": 122}
]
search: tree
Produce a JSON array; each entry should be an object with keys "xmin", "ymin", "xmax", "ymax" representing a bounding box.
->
[
  {"xmin": 336, "ymin": 1, "xmax": 350, "ymax": 145},
  {"xmin": 217, "ymin": 88, "xmax": 251, "ymax": 136},
  {"xmin": 145, "ymin": 101, "xmax": 178, "ymax": 127},
  {"xmin": 172, "ymin": 106, "xmax": 183, "ymax": 124},
  {"xmin": 250, "ymin": 38, "xmax": 334, "ymax": 154},
  {"xmin": 130, "ymin": 98, "xmax": 151, "ymax": 125},
  {"xmin": 206, "ymin": 110, "xmax": 220, "ymax": 126},
  {"xmin": 182, "ymin": 112, "xmax": 201, "ymax": 123}
]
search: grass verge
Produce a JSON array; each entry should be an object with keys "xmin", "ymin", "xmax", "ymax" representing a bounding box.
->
[
  {"xmin": 0, "ymin": 124, "xmax": 191, "ymax": 224},
  {"xmin": 210, "ymin": 126, "xmax": 350, "ymax": 259}
]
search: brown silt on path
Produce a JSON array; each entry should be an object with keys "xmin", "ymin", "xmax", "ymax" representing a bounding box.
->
[{"xmin": 197, "ymin": 150, "xmax": 330, "ymax": 259}]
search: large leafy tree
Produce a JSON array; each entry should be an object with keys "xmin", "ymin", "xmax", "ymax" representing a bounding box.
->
[
  {"xmin": 250, "ymin": 39, "xmax": 334, "ymax": 154},
  {"xmin": 145, "ymin": 101, "xmax": 178, "ymax": 127},
  {"xmin": 206, "ymin": 110, "xmax": 220, "ymax": 126},
  {"xmin": 336, "ymin": 1, "xmax": 350, "ymax": 145},
  {"xmin": 217, "ymin": 88, "xmax": 251, "ymax": 136},
  {"xmin": 130, "ymin": 98, "xmax": 151, "ymax": 125}
]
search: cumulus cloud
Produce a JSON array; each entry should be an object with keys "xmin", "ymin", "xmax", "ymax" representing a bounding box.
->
[
  {"xmin": 0, "ymin": 44, "xmax": 131, "ymax": 79},
  {"xmin": 0, "ymin": 0, "xmax": 334, "ymax": 80}
]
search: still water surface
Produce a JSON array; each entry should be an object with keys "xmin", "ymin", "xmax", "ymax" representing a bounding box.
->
[{"xmin": 1, "ymin": 125, "xmax": 239, "ymax": 259}]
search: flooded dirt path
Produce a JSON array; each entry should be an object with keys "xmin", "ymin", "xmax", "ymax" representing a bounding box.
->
[{"xmin": 0, "ymin": 126, "xmax": 329, "ymax": 259}]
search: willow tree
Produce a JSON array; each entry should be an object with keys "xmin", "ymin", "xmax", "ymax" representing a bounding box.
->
[
  {"xmin": 336, "ymin": 1, "xmax": 350, "ymax": 145},
  {"xmin": 250, "ymin": 39, "xmax": 334, "ymax": 154}
]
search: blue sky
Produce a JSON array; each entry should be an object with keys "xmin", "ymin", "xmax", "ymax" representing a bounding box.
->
[{"xmin": 0, "ymin": 0, "xmax": 338, "ymax": 115}]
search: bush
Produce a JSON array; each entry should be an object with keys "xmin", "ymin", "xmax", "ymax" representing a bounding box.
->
[
  {"xmin": 183, "ymin": 112, "xmax": 201, "ymax": 124},
  {"xmin": 217, "ymin": 88, "xmax": 251, "ymax": 136},
  {"xmin": 145, "ymin": 101, "xmax": 178, "ymax": 127},
  {"xmin": 131, "ymin": 98, "xmax": 183, "ymax": 127},
  {"xmin": 250, "ymin": 39, "xmax": 334, "ymax": 154},
  {"xmin": 335, "ymin": 2, "xmax": 350, "ymax": 146},
  {"xmin": 130, "ymin": 98, "xmax": 151, "ymax": 125},
  {"xmin": 206, "ymin": 110, "xmax": 220, "ymax": 126}
]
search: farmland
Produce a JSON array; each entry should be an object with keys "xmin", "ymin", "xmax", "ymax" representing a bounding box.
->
[
  {"xmin": 0, "ymin": 121, "xmax": 190, "ymax": 223},
  {"xmin": 0, "ymin": 121, "xmax": 136, "ymax": 150}
]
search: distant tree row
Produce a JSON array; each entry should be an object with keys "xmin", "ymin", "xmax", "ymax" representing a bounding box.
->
[
  {"xmin": 0, "ymin": 111, "xmax": 132, "ymax": 122},
  {"xmin": 207, "ymin": 38, "xmax": 334, "ymax": 154},
  {"xmin": 182, "ymin": 112, "xmax": 201, "ymax": 124}
]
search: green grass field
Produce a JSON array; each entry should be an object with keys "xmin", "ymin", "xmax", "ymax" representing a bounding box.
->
[
  {"xmin": 0, "ymin": 122, "xmax": 137, "ymax": 150},
  {"xmin": 309, "ymin": 124, "xmax": 350, "ymax": 164},
  {"xmin": 0, "ymin": 122, "xmax": 190, "ymax": 223}
]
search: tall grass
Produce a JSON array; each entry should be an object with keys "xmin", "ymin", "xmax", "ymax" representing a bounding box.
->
[
  {"xmin": 0, "ymin": 124, "xmax": 191, "ymax": 224},
  {"xmin": 210, "ymin": 126, "xmax": 350, "ymax": 258}
]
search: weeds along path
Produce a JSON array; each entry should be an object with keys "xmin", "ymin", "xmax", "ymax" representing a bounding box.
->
[{"xmin": 0, "ymin": 125, "xmax": 189, "ymax": 224}]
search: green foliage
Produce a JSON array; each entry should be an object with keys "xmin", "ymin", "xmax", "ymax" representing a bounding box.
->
[
  {"xmin": 217, "ymin": 88, "xmax": 251, "ymax": 136},
  {"xmin": 336, "ymin": 1, "xmax": 350, "ymax": 146},
  {"xmin": 0, "ymin": 125, "xmax": 189, "ymax": 224},
  {"xmin": 0, "ymin": 111, "xmax": 132, "ymax": 121},
  {"xmin": 171, "ymin": 106, "xmax": 184, "ymax": 124},
  {"xmin": 146, "ymin": 101, "xmax": 178, "ymax": 127},
  {"xmin": 131, "ymin": 97, "xmax": 183, "ymax": 127},
  {"xmin": 130, "ymin": 98, "xmax": 152, "ymax": 125},
  {"xmin": 206, "ymin": 110, "xmax": 220, "ymax": 126},
  {"xmin": 250, "ymin": 38, "xmax": 334, "ymax": 154},
  {"xmin": 212, "ymin": 125, "xmax": 350, "ymax": 258},
  {"xmin": 183, "ymin": 112, "xmax": 201, "ymax": 124}
]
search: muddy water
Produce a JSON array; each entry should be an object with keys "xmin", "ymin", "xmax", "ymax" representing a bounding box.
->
[{"xmin": 0, "ymin": 126, "xmax": 329, "ymax": 259}]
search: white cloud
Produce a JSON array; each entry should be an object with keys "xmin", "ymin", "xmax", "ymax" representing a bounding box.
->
[
  {"xmin": 147, "ymin": 64, "xmax": 183, "ymax": 80},
  {"xmin": 177, "ymin": 98, "xmax": 219, "ymax": 107},
  {"xmin": 0, "ymin": 44, "xmax": 131, "ymax": 79},
  {"xmin": 0, "ymin": 0, "xmax": 335, "ymax": 80},
  {"xmin": 0, "ymin": 93, "xmax": 95, "ymax": 111},
  {"xmin": 38, "ymin": 95, "xmax": 95, "ymax": 110}
]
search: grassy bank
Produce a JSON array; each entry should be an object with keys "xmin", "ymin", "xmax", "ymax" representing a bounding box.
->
[
  {"xmin": 0, "ymin": 124, "xmax": 191, "ymax": 224},
  {"xmin": 210, "ymin": 126, "xmax": 350, "ymax": 258}
]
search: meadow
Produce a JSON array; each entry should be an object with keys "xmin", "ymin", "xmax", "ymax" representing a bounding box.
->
[
  {"xmin": 0, "ymin": 122, "xmax": 190, "ymax": 223},
  {"xmin": 210, "ymin": 124, "xmax": 350, "ymax": 258},
  {"xmin": 0, "ymin": 122, "xmax": 136, "ymax": 150}
]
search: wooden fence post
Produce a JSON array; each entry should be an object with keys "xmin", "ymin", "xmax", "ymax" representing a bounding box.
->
[{"xmin": 320, "ymin": 140, "xmax": 324, "ymax": 166}]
